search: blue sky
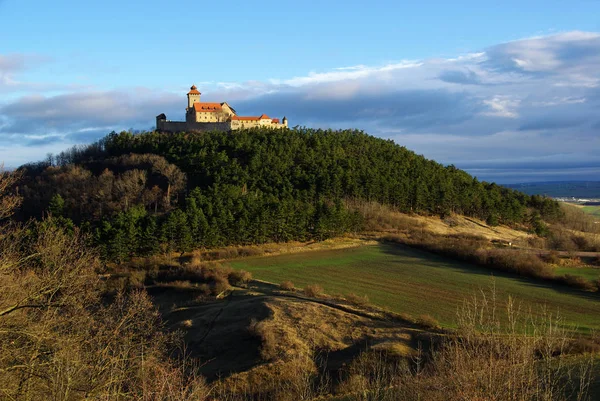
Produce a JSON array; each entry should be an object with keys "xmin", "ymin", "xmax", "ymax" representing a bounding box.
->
[{"xmin": 1, "ymin": 0, "xmax": 599, "ymax": 183}]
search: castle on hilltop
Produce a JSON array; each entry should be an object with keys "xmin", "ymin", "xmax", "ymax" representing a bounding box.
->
[{"xmin": 156, "ymin": 85, "xmax": 288, "ymax": 133}]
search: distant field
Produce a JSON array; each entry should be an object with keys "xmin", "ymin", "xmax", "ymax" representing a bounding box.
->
[
  {"xmin": 581, "ymin": 205, "xmax": 600, "ymax": 218},
  {"xmin": 231, "ymin": 243, "xmax": 600, "ymax": 332},
  {"xmin": 505, "ymin": 181, "xmax": 600, "ymax": 198}
]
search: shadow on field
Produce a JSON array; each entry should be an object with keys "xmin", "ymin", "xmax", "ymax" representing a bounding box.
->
[
  {"xmin": 380, "ymin": 242, "xmax": 600, "ymax": 302},
  {"xmin": 148, "ymin": 286, "xmax": 272, "ymax": 381}
]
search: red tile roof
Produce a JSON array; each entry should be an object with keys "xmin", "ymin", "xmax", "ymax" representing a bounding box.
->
[
  {"xmin": 188, "ymin": 85, "xmax": 201, "ymax": 95},
  {"xmin": 272, "ymin": 118, "xmax": 280, "ymax": 123},
  {"xmin": 259, "ymin": 114, "xmax": 270, "ymax": 120},
  {"xmin": 193, "ymin": 102, "xmax": 222, "ymax": 112},
  {"xmin": 231, "ymin": 116, "xmax": 260, "ymax": 121}
]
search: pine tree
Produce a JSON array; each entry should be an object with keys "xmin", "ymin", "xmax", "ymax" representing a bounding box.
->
[{"xmin": 48, "ymin": 194, "xmax": 65, "ymax": 217}]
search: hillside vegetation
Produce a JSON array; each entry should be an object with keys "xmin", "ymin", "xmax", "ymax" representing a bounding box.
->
[
  {"xmin": 18, "ymin": 128, "xmax": 561, "ymax": 261},
  {"xmin": 3, "ymin": 128, "xmax": 600, "ymax": 400}
]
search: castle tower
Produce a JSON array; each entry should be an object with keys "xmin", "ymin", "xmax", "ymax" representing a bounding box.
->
[{"xmin": 187, "ymin": 85, "xmax": 201, "ymax": 109}]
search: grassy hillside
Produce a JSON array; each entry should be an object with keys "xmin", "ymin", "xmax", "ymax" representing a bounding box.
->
[{"xmin": 231, "ymin": 243, "xmax": 600, "ymax": 332}]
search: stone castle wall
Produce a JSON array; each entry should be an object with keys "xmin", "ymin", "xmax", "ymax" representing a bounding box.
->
[{"xmin": 156, "ymin": 119, "xmax": 231, "ymax": 133}]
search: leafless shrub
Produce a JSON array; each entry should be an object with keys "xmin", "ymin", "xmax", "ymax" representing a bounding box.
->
[
  {"xmin": 527, "ymin": 235, "xmax": 547, "ymax": 249},
  {"xmin": 476, "ymin": 248, "xmax": 554, "ymax": 278},
  {"xmin": 345, "ymin": 293, "xmax": 370, "ymax": 306},
  {"xmin": 543, "ymin": 250, "xmax": 561, "ymax": 264},
  {"xmin": 416, "ymin": 314, "xmax": 440, "ymax": 330},
  {"xmin": 248, "ymin": 318, "xmax": 279, "ymax": 361},
  {"xmin": 557, "ymin": 274, "xmax": 598, "ymax": 292},
  {"xmin": 304, "ymin": 284, "xmax": 324, "ymax": 298},
  {"xmin": 199, "ymin": 246, "xmax": 265, "ymax": 261},
  {"xmin": 280, "ymin": 280, "xmax": 295, "ymax": 291},
  {"xmin": 0, "ymin": 163, "xmax": 211, "ymax": 400},
  {"xmin": 337, "ymin": 288, "xmax": 595, "ymax": 401},
  {"xmin": 212, "ymin": 276, "xmax": 231, "ymax": 297},
  {"xmin": 228, "ymin": 269, "xmax": 252, "ymax": 286},
  {"xmin": 0, "ymin": 164, "xmax": 22, "ymax": 220},
  {"xmin": 0, "ymin": 223, "xmax": 203, "ymax": 399},
  {"xmin": 443, "ymin": 215, "xmax": 459, "ymax": 227},
  {"xmin": 383, "ymin": 231, "xmax": 598, "ymax": 291},
  {"xmin": 558, "ymin": 203, "xmax": 600, "ymax": 234},
  {"xmin": 346, "ymin": 199, "xmax": 425, "ymax": 231},
  {"xmin": 548, "ymin": 228, "xmax": 580, "ymax": 251},
  {"xmin": 128, "ymin": 269, "xmax": 147, "ymax": 288}
]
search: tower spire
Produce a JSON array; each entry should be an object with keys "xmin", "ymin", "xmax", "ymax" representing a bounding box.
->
[{"xmin": 187, "ymin": 85, "xmax": 201, "ymax": 109}]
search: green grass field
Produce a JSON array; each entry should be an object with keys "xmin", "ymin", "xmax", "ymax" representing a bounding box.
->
[
  {"xmin": 231, "ymin": 243, "xmax": 600, "ymax": 332},
  {"xmin": 556, "ymin": 266, "xmax": 600, "ymax": 281},
  {"xmin": 581, "ymin": 205, "xmax": 600, "ymax": 218}
]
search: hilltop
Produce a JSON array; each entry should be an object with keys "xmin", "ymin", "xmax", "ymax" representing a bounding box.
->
[{"xmin": 18, "ymin": 128, "xmax": 561, "ymax": 260}]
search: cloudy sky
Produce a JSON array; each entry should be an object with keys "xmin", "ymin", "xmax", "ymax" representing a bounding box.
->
[{"xmin": 1, "ymin": 1, "xmax": 599, "ymax": 183}]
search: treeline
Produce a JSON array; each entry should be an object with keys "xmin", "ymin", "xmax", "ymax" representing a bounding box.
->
[{"xmin": 17, "ymin": 128, "xmax": 562, "ymax": 260}]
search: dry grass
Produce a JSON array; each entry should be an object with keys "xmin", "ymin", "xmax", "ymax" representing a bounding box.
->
[
  {"xmin": 347, "ymin": 199, "xmax": 531, "ymax": 243},
  {"xmin": 415, "ymin": 314, "xmax": 440, "ymax": 330},
  {"xmin": 279, "ymin": 280, "xmax": 295, "ymax": 291},
  {"xmin": 345, "ymin": 293, "xmax": 370, "ymax": 306},
  {"xmin": 346, "ymin": 199, "xmax": 426, "ymax": 232},
  {"xmin": 335, "ymin": 289, "xmax": 596, "ymax": 401},
  {"xmin": 303, "ymin": 284, "xmax": 324, "ymax": 298},
  {"xmin": 560, "ymin": 203, "xmax": 600, "ymax": 234},
  {"xmin": 228, "ymin": 269, "xmax": 252, "ymax": 286}
]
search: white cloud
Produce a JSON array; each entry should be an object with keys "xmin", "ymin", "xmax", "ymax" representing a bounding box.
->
[
  {"xmin": 270, "ymin": 60, "xmax": 423, "ymax": 87},
  {"xmin": 482, "ymin": 96, "xmax": 521, "ymax": 118}
]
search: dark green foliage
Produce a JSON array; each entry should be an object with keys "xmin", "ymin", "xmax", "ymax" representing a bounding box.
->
[
  {"xmin": 18, "ymin": 128, "xmax": 562, "ymax": 261},
  {"xmin": 48, "ymin": 193, "xmax": 65, "ymax": 217},
  {"xmin": 486, "ymin": 213, "xmax": 499, "ymax": 227},
  {"xmin": 529, "ymin": 211, "xmax": 549, "ymax": 237}
]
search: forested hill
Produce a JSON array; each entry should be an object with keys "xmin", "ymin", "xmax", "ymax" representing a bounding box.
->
[{"xmin": 18, "ymin": 128, "xmax": 560, "ymax": 261}]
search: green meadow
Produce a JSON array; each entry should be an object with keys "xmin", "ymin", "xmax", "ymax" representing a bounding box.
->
[
  {"xmin": 556, "ymin": 266, "xmax": 600, "ymax": 282},
  {"xmin": 231, "ymin": 243, "xmax": 600, "ymax": 332},
  {"xmin": 581, "ymin": 205, "xmax": 600, "ymax": 218}
]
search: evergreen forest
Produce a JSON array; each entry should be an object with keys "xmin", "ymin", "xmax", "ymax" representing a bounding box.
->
[{"xmin": 16, "ymin": 128, "xmax": 561, "ymax": 261}]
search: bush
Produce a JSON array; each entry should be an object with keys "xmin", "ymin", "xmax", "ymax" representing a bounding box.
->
[
  {"xmin": 542, "ymin": 250, "xmax": 561, "ymax": 264},
  {"xmin": 478, "ymin": 249, "xmax": 553, "ymax": 278},
  {"xmin": 166, "ymin": 280, "xmax": 196, "ymax": 291},
  {"xmin": 248, "ymin": 319, "xmax": 278, "ymax": 361},
  {"xmin": 547, "ymin": 229, "xmax": 578, "ymax": 251},
  {"xmin": 346, "ymin": 293, "xmax": 370, "ymax": 306},
  {"xmin": 303, "ymin": 284, "xmax": 323, "ymax": 298},
  {"xmin": 228, "ymin": 269, "xmax": 252, "ymax": 286},
  {"xmin": 558, "ymin": 274, "xmax": 597, "ymax": 292},
  {"xmin": 212, "ymin": 276, "xmax": 231, "ymax": 297},
  {"xmin": 128, "ymin": 270, "xmax": 147, "ymax": 288},
  {"xmin": 486, "ymin": 213, "xmax": 499, "ymax": 226},
  {"xmin": 280, "ymin": 280, "xmax": 295, "ymax": 291},
  {"xmin": 571, "ymin": 235, "xmax": 590, "ymax": 250},
  {"xmin": 416, "ymin": 314, "xmax": 440, "ymax": 329}
]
